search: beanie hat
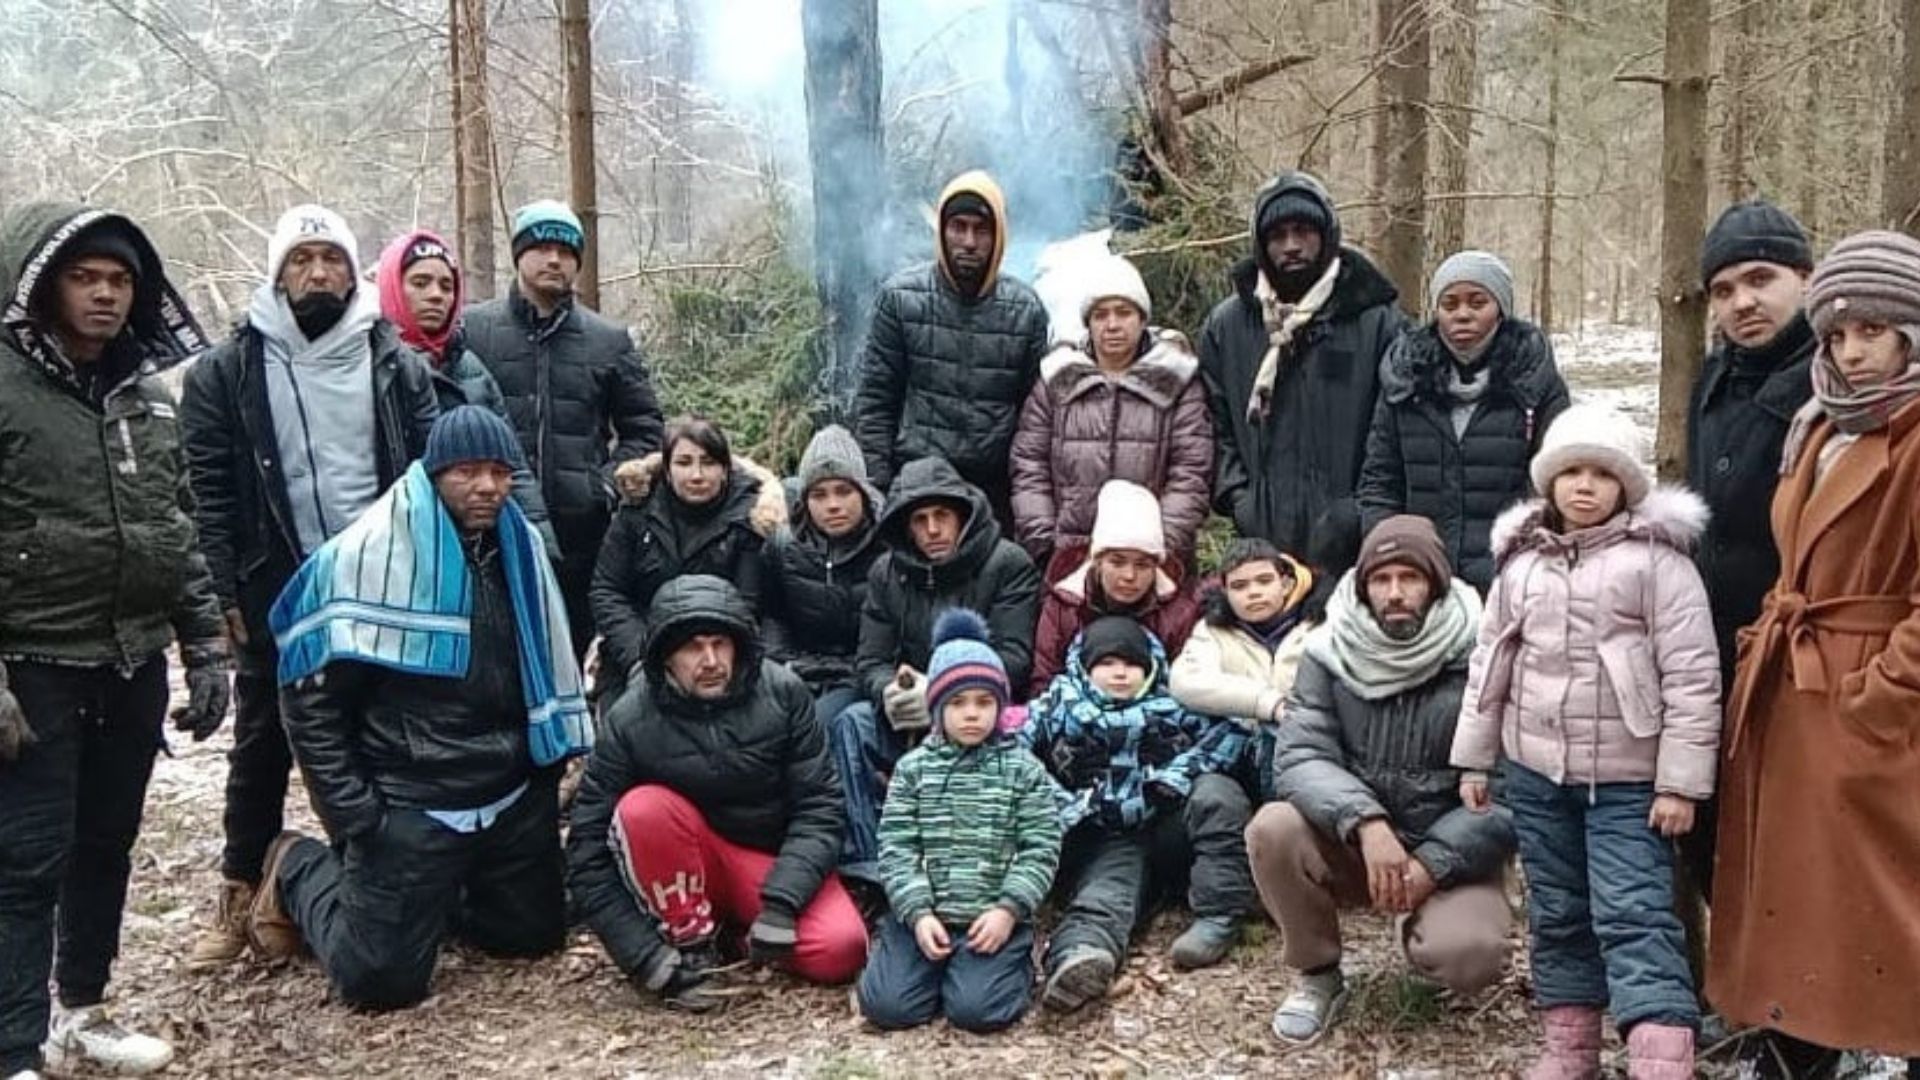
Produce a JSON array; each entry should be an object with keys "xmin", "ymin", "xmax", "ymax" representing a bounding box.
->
[
  {"xmin": 1529, "ymin": 403, "xmax": 1653, "ymax": 510},
  {"xmin": 941, "ymin": 191, "xmax": 995, "ymax": 226},
  {"xmin": 1429, "ymin": 250, "xmax": 1514, "ymax": 316},
  {"xmin": 1088, "ymin": 480, "xmax": 1166, "ymax": 561},
  {"xmin": 511, "ymin": 200, "xmax": 585, "ymax": 262},
  {"xmin": 1701, "ymin": 199, "xmax": 1814, "ymax": 286},
  {"xmin": 1257, "ymin": 189, "xmax": 1332, "ymax": 245},
  {"xmin": 422, "ymin": 405, "xmax": 526, "ymax": 475},
  {"xmin": 59, "ymin": 220, "xmax": 144, "ymax": 280},
  {"xmin": 1080, "ymin": 615, "xmax": 1155, "ymax": 672},
  {"xmin": 1078, "ymin": 256, "xmax": 1152, "ymax": 322},
  {"xmin": 401, "ymin": 236, "xmax": 454, "ymax": 273},
  {"xmin": 926, "ymin": 608, "xmax": 1009, "ymax": 723},
  {"xmin": 268, "ymin": 204, "xmax": 359, "ymax": 284},
  {"xmin": 1355, "ymin": 515, "xmax": 1452, "ymax": 595},
  {"xmin": 798, "ymin": 424, "xmax": 870, "ymax": 496},
  {"xmin": 1805, "ymin": 229, "xmax": 1920, "ymax": 339}
]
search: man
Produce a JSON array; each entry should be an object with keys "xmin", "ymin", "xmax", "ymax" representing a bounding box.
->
[
  {"xmin": 0, "ymin": 204, "xmax": 232, "ymax": 1077},
  {"xmin": 830, "ymin": 456, "xmax": 1041, "ymax": 885},
  {"xmin": 1200, "ymin": 171, "xmax": 1407, "ymax": 554},
  {"xmin": 462, "ymin": 200, "xmax": 664, "ymax": 653},
  {"xmin": 853, "ymin": 171, "xmax": 1051, "ymax": 526},
  {"xmin": 179, "ymin": 204, "xmax": 439, "ymax": 971},
  {"xmin": 1245, "ymin": 516, "xmax": 1511, "ymax": 1047},
  {"xmin": 247, "ymin": 407, "xmax": 592, "ymax": 1009}
]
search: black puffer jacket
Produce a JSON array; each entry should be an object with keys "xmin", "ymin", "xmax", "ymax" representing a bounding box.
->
[
  {"xmin": 1199, "ymin": 172, "xmax": 1407, "ymax": 553},
  {"xmin": 1686, "ymin": 315, "xmax": 1815, "ymax": 675},
  {"xmin": 764, "ymin": 499, "xmax": 884, "ymax": 695},
  {"xmin": 590, "ymin": 470, "xmax": 769, "ymax": 681},
  {"xmin": 857, "ymin": 457, "xmax": 1041, "ymax": 705},
  {"xmin": 461, "ymin": 287, "xmax": 664, "ymax": 543},
  {"xmin": 1274, "ymin": 653, "xmax": 1514, "ymax": 888},
  {"xmin": 567, "ymin": 575, "xmax": 841, "ymax": 987},
  {"xmin": 1357, "ymin": 319, "xmax": 1570, "ymax": 591},
  {"xmin": 426, "ymin": 341, "xmax": 556, "ymax": 555},
  {"xmin": 280, "ymin": 536, "xmax": 532, "ymax": 840}
]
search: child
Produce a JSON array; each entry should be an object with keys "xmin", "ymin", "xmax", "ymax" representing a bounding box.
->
[
  {"xmin": 855, "ymin": 610, "xmax": 1062, "ymax": 1033},
  {"xmin": 1021, "ymin": 616, "xmax": 1249, "ymax": 1008},
  {"xmin": 1451, "ymin": 404, "xmax": 1721, "ymax": 1079}
]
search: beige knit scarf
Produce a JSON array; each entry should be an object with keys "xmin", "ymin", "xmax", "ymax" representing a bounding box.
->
[{"xmin": 1247, "ymin": 257, "xmax": 1342, "ymax": 423}]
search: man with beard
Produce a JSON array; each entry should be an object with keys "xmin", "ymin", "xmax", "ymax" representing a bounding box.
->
[{"xmin": 1244, "ymin": 516, "xmax": 1512, "ymax": 1047}]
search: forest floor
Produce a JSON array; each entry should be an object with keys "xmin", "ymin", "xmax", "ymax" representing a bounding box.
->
[{"xmin": 81, "ymin": 325, "xmax": 1890, "ymax": 1077}]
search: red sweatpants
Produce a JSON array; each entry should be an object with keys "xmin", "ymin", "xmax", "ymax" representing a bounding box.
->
[{"xmin": 610, "ymin": 784, "xmax": 867, "ymax": 985}]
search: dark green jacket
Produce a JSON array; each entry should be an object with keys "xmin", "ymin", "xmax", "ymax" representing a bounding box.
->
[{"xmin": 0, "ymin": 202, "xmax": 226, "ymax": 667}]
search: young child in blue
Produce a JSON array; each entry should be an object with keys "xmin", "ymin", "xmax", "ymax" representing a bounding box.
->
[
  {"xmin": 1020, "ymin": 615, "xmax": 1251, "ymax": 1012},
  {"xmin": 856, "ymin": 610, "xmax": 1063, "ymax": 1033}
]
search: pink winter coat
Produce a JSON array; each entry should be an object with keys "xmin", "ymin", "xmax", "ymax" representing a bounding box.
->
[{"xmin": 1451, "ymin": 487, "xmax": 1723, "ymax": 798}]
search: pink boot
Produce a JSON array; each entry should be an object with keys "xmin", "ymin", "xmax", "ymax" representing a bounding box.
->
[
  {"xmin": 1625, "ymin": 1023, "xmax": 1695, "ymax": 1080},
  {"xmin": 1525, "ymin": 1005, "xmax": 1603, "ymax": 1080}
]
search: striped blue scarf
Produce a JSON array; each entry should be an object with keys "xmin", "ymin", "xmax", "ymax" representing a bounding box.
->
[{"xmin": 268, "ymin": 461, "xmax": 592, "ymax": 765}]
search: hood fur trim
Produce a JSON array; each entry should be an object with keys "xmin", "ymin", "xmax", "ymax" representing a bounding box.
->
[{"xmin": 1490, "ymin": 484, "xmax": 1711, "ymax": 563}]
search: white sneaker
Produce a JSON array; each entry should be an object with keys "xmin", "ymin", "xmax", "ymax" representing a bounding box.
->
[
  {"xmin": 5, "ymin": 1069, "xmax": 46, "ymax": 1080},
  {"xmin": 45, "ymin": 1005, "xmax": 173, "ymax": 1075}
]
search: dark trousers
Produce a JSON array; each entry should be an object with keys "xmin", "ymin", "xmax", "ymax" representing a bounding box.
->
[
  {"xmin": 277, "ymin": 776, "xmax": 566, "ymax": 1010},
  {"xmin": 221, "ymin": 662, "xmax": 292, "ymax": 884},
  {"xmin": 554, "ymin": 512, "xmax": 608, "ymax": 664},
  {"xmin": 856, "ymin": 915, "xmax": 1035, "ymax": 1032},
  {"xmin": 0, "ymin": 658, "xmax": 167, "ymax": 1074},
  {"xmin": 829, "ymin": 700, "xmax": 909, "ymax": 884}
]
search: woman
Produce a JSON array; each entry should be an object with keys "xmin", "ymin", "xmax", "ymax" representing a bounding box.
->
[
  {"xmin": 1357, "ymin": 250, "xmax": 1569, "ymax": 593},
  {"xmin": 1010, "ymin": 255, "xmax": 1212, "ymax": 581},
  {"xmin": 590, "ymin": 416, "xmax": 779, "ymax": 696},
  {"xmin": 1710, "ymin": 230, "xmax": 1920, "ymax": 1074}
]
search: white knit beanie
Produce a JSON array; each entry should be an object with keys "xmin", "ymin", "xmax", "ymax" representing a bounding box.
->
[
  {"xmin": 1078, "ymin": 256, "xmax": 1152, "ymax": 323},
  {"xmin": 1529, "ymin": 403, "xmax": 1653, "ymax": 508},
  {"xmin": 1088, "ymin": 479, "xmax": 1166, "ymax": 559},
  {"xmin": 267, "ymin": 204, "xmax": 361, "ymax": 284}
]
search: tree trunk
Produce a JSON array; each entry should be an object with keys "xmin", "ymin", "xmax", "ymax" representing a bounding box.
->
[
  {"xmin": 1887, "ymin": 0, "xmax": 1920, "ymax": 231},
  {"xmin": 449, "ymin": 0, "xmax": 496, "ymax": 300},
  {"xmin": 561, "ymin": 0, "xmax": 600, "ymax": 308},
  {"xmin": 1797, "ymin": 0, "xmax": 1829, "ymax": 241},
  {"xmin": 1537, "ymin": 2, "xmax": 1563, "ymax": 333},
  {"xmin": 1367, "ymin": 0, "xmax": 1397, "ymax": 247},
  {"xmin": 1429, "ymin": 0, "xmax": 1479, "ymax": 275},
  {"xmin": 1373, "ymin": 0, "xmax": 1432, "ymax": 312},
  {"xmin": 1139, "ymin": 0, "xmax": 1191, "ymax": 176},
  {"xmin": 1656, "ymin": 0, "xmax": 1711, "ymax": 482},
  {"xmin": 1718, "ymin": 0, "xmax": 1756, "ymax": 203},
  {"xmin": 802, "ymin": 0, "xmax": 885, "ymax": 418}
]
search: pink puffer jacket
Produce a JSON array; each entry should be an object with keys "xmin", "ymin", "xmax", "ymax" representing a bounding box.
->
[{"xmin": 1451, "ymin": 487, "xmax": 1723, "ymax": 798}]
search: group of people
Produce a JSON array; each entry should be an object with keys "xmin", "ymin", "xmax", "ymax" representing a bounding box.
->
[{"xmin": 0, "ymin": 160, "xmax": 1912, "ymax": 1080}]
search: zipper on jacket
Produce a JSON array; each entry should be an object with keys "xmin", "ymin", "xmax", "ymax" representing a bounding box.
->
[{"xmin": 115, "ymin": 417, "xmax": 138, "ymax": 476}]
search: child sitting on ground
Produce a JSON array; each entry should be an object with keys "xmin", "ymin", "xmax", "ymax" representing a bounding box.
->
[{"xmin": 855, "ymin": 610, "xmax": 1063, "ymax": 1033}]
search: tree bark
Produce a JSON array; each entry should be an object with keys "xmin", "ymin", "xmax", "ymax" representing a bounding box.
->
[
  {"xmin": 1373, "ymin": 0, "xmax": 1433, "ymax": 311},
  {"xmin": 1429, "ymin": 0, "xmax": 1479, "ymax": 275},
  {"xmin": 449, "ymin": 0, "xmax": 496, "ymax": 300},
  {"xmin": 561, "ymin": 0, "xmax": 600, "ymax": 308},
  {"xmin": 1139, "ymin": 0, "xmax": 1192, "ymax": 176},
  {"xmin": 1656, "ymin": 0, "xmax": 1711, "ymax": 482},
  {"xmin": 1887, "ymin": 0, "xmax": 1920, "ymax": 232},
  {"xmin": 1537, "ymin": 2, "xmax": 1563, "ymax": 333},
  {"xmin": 1717, "ymin": 0, "xmax": 1756, "ymax": 204}
]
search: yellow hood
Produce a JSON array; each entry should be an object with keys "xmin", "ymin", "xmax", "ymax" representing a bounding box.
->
[{"xmin": 935, "ymin": 170, "xmax": 1009, "ymax": 297}]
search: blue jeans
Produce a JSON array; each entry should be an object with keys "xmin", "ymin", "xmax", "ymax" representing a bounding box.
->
[
  {"xmin": 828, "ymin": 700, "xmax": 907, "ymax": 884},
  {"xmin": 856, "ymin": 916, "xmax": 1035, "ymax": 1032},
  {"xmin": 1503, "ymin": 762, "xmax": 1697, "ymax": 1031}
]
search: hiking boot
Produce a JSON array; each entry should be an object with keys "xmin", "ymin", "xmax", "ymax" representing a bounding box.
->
[
  {"xmin": 186, "ymin": 878, "xmax": 254, "ymax": 972},
  {"xmin": 247, "ymin": 831, "xmax": 308, "ymax": 961},
  {"xmin": 1270, "ymin": 968, "xmax": 1349, "ymax": 1047},
  {"xmin": 1526, "ymin": 1005, "xmax": 1604, "ymax": 1080},
  {"xmin": 1169, "ymin": 915, "xmax": 1240, "ymax": 970},
  {"xmin": 45, "ymin": 1005, "xmax": 173, "ymax": 1075},
  {"xmin": 1625, "ymin": 1022, "xmax": 1694, "ymax": 1080},
  {"xmin": 1041, "ymin": 946, "xmax": 1117, "ymax": 1013}
]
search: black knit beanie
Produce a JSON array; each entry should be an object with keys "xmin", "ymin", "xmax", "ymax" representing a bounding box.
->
[
  {"xmin": 1701, "ymin": 200, "xmax": 1814, "ymax": 286},
  {"xmin": 1081, "ymin": 616, "xmax": 1154, "ymax": 672}
]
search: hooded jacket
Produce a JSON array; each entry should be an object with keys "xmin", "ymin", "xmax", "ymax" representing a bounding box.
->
[
  {"xmin": 852, "ymin": 173, "xmax": 1052, "ymax": 505},
  {"xmin": 1029, "ymin": 560, "xmax": 1202, "ymax": 698},
  {"xmin": 1358, "ymin": 318, "xmax": 1570, "ymax": 591},
  {"xmin": 0, "ymin": 203, "xmax": 227, "ymax": 667},
  {"xmin": 763, "ymin": 490, "xmax": 885, "ymax": 695},
  {"xmin": 1009, "ymin": 329, "xmax": 1214, "ymax": 568},
  {"xmin": 857, "ymin": 457, "xmax": 1041, "ymax": 705},
  {"xmin": 1169, "ymin": 556, "xmax": 1318, "ymax": 726},
  {"xmin": 566, "ymin": 576, "xmax": 842, "ymax": 986},
  {"xmin": 1199, "ymin": 173, "xmax": 1407, "ymax": 553}
]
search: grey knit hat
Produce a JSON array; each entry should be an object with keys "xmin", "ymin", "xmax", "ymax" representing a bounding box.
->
[
  {"xmin": 797, "ymin": 424, "xmax": 880, "ymax": 508},
  {"xmin": 1806, "ymin": 229, "xmax": 1920, "ymax": 339},
  {"xmin": 423, "ymin": 405, "xmax": 525, "ymax": 475},
  {"xmin": 1429, "ymin": 250, "xmax": 1514, "ymax": 316},
  {"xmin": 1701, "ymin": 199, "xmax": 1814, "ymax": 286}
]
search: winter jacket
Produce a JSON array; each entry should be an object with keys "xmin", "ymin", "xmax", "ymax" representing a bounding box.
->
[
  {"xmin": 461, "ymin": 287, "xmax": 663, "ymax": 545},
  {"xmin": 1009, "ymin": 330, "xmax": 1213, "ymax": 569},
  {"xmin": 426, "ymin": 343, "xmax": 554, "ymax": 553},
  {"xmin": 1451, "ymin": 490, "xmax": 1722, "ymax": 799},
  {"xmin": 1685, "ymin": 316, "xmax": 1815, "ymax": 676},
  {"xmin": 1029, "ymin": 561, "xmax": 1202, "ymax": 698},
  {"xmin": 1274, "ymin": 651, "xmax": 1513, "ymax": 889},
  {"xmin": 1170, "ymin": 581, "xmax": 1317, "ymax": 728},
  {"xmin": 1022, "ymin": 633, "xmax": 1243, "ymax": 831},
  {"xmin": 1357, "ymin": 319, "xmax": 1570, "ymax": 591},
  {"xmin": 181, "ymin": 317, "xmax": 437, "ymax": 642},
  {"xmin": 852, "ymin": 173, "xmax": 1051, "ymax": 508},
  {"xmin": 1199, "ymin": 173, "xmax": 1408, "ymax": 554},
  {"xmin": 567, "ymin": 575, "xmax": 842, "ymax": 987},
  {"xmin": 763, "ymin": 501, "xmax": 884, "ymax": 695},
  {"xmin": 279, "ymin": 534, "xmax": 533, "ymax": 840},
  {"xmin": 857, "ymin": 457, "xmax": 1042, "ymax": 705},
  {"xmin": 590, "ymin": 470, "xmax": 770, "ymax": 681},
  {"xmin": 0, "ymin": 203, "xmax": 227, "ymax": 667},
  {"xmin": 878, "ymin": 734, "xmax": 1062, "ymax": 927}
]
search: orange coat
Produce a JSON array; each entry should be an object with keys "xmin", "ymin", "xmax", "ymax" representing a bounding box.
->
[{"xmin": 1709, "ymin": 400, "xmax": 1920, "ymax": 1055}]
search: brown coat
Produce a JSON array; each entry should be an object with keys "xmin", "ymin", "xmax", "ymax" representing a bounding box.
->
[{"xmin": 1708, "ymin": 400, "xmax": 1920, "ymax": 1055}]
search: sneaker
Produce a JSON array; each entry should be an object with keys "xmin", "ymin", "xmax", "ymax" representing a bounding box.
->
[
  {"xmin": 4, "ymin": 1069, "xmax": 45, "ymax": 1080},
  {"xmin": 1271, "ymin": 968, "xmax": 1350, "ymax": 1047},
  {"xmin": 45, "ymin": 1005, "xmax": 172, "ymax": 1075},
  {"xmin": 1169, "ymin": 915, "xmax": 1240, "ymax": 970},
  {"xmin": 186, "ymin": 878, "xmax": 255, "ymax": 971},
  {"xmin": 1041, "ymin": 946, "xmax": 1117, "ymax": 1013},
  {"xmin": 247, "ymin": 831, "xmax": 308, "ymax": 961}
]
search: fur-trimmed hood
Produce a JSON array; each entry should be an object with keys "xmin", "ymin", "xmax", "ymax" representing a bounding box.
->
[
  {"xmin": 1490, "ymin": 484, "xmax": 1711, "ymax": 565},
  {"xmin": 1038, "ymin": 328, "xmax": 1198, "ymax": 409}
]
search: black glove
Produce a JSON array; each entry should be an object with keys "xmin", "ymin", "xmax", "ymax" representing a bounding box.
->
[
  {"xmin": 0, "ymin": 662, "xmax": 33, "ymax": 764},
  {"xmin": 171, "ymin": 642, "xmax": 233, "ymax": 742},
  {"xmin": 748, "ymin": 904, "xmax": 798, "ymax": 966}
]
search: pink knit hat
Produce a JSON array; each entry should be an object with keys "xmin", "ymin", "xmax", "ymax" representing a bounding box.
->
[{"xmin": 1088, "ymin": 480, "xmax": 1166, "ymax": 560}]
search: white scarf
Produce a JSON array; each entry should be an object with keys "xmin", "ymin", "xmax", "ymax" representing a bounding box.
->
[
  {"xmin": 1248, "ymin": 257, "xmax": 1343, "ymax": 422},
  {"xmin": 1305, "ymin": 568, "xmax": 1482, "ymax": 701}
]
